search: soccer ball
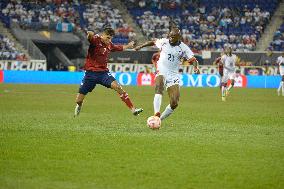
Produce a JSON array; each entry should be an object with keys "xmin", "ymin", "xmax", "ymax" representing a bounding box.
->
[{"xmin": 147, "ymin": 116, "xmax": 161, "ymax": 129}]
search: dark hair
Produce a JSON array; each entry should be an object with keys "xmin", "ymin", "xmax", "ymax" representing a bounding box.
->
[
  {"xmin": 169, "ymin": 20, "xmax": 178, "ymax": 30},
  {"xmin": 103, "ymin": 27, "xmax": 115, "ymax": 36}
]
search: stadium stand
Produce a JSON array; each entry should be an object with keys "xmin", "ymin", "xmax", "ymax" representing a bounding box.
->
[
  {"xmin": 269, "ymin": 17, "xmax": 284, "ymax": 51},
  {"xmin": 0, "ymin": 0, "xmax": 135, "ymax": 45},
  {"xmin": 78, "ymin": 0, "xmax": 136, "ymax": 44},
  {"xmin": 0, "ymin": 0, "xmax": 282, "ymax": 65},
  {"xmin": 125, "ymin": 0, "xmax": 279, "ymax": 52},
  {"xmin": 0, "ymin": 33, "xmax": 27, "ymax": 60},
  {"xmin": 0, "ymin": 0, "xmax": 78, "ymax": 31},
  {"xmin": 0, "ymin": 19, "xmax": 28, "ymax": 61}
]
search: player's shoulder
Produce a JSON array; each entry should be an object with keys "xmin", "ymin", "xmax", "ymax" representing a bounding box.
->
[
  {"xmin": 92, "ymin": 34, "xmax": 101, "ymax": 42},
  {"xmin": 180, "ymin": 42, "xmax": 190, "ymax": 49},
  {"xmin": 92, "ymin": 34, "xmax": 99, "ymax": 39},
  {"xmin": 155, "ymin": 38, "xmax": 168, "ymax": 42}
]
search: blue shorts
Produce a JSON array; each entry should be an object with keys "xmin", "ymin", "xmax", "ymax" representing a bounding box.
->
[{"xmin": 79, "ymin": 71, "xmax": 115, "ymax": 95}]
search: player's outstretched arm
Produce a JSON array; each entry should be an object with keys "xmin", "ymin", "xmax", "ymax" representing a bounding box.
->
[
  {"xmin": 193, "ymin": 59, "xmax": 200, "ymax": 74},
  {"xmin": 188, "ymin": 57, "xmax": 200, "ymax": 74},
  {"xmin": 134, "ymin": 40, "xmax": 155, "ymax": 51},
  {"xmin": 213, "ymin": 58, "xmax": 219, "ymax": 65},
  {"xmin": 123, "ymin": 41, "xmax": 135, "ymax": 50}
]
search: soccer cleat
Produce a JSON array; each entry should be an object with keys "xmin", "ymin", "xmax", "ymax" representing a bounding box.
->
[
  {"xmin": 74, "ymin": 104, "xmax": 81, "ymax": 117},
  {"xmin": 133, "ymin": 108, "xmax": 143, "ymax": 116},
  {"xmin": 222, "ymin": 96, "xmax": 226, "ymax": 102}
]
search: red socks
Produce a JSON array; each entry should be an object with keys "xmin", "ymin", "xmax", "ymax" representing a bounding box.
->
[{"xmin": 120, "ymin": 92, "xmax": 134, "ymax": 109}]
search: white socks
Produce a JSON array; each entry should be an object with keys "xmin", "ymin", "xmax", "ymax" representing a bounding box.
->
[
  {"xmin": 221, "ymin": 86, "xmax": 226, "ymax": 97},
  {"xmin": 161, "ymin": 104, "xmax": 174, "ymax": 120},
  {"xmin": 277, "ymin": 81, "xmax": 282, "ymax": 92},
  {"xmin": 227, "ymin": 84, "xmax": 233, "ymax": 91},
  {"xmin": 154, "ymin": 94, "xmax": 162, "ymax": 114},
  {"xmin": 282, "ymin": 81, "xmax": 284, "ymax": 95},
  {"xmin": 278, "ymin": 81, "xmax": 284, "ymax": 96},
  {"xmin": 154, "ymin": 94, "xmax": 174, "ymax": 120}
]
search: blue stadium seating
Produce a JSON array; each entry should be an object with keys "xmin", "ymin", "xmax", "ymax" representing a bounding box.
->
[{"xmin": 124, "ymin": 0, "xmax": 280, "ymax": 51}]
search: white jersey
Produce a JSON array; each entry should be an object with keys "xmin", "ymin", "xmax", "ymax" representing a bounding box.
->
[
  {"xmin": 155, "ymin": 38, "xmax": 194, "ymax": 75},
  {"xmin": 221, "ymin": 54, "xmax": 237, "ymax": 73},
  {"xmin": 277, "ymin": 56, "xmax": 284, "ymax": 75}
]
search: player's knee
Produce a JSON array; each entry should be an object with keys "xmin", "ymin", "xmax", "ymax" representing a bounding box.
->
[
  {"xmin": 155, "ymin": 86, "xmax": 164, "ymax": 94},
  {"xmin": 112, "ymin": 83, "xmax": 122, "ymax": 92},
  {"xmin": 155, "ymin": 89, "xmax": 163, "ymax": 95},
  {"xmin": 231, "ymin": 80, "xmax": 235, "ymax": 85}
]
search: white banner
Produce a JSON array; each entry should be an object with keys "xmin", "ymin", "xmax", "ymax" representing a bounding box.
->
[{"xmin": 0, "ymin": 60, "xmax": 47, "ymax": 71}]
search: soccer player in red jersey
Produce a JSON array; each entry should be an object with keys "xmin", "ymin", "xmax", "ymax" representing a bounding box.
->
[
  {"xmin": 213, "ymin": 52, "xmax": 224, "ymax": 89},
  {"xmin": 214, "ymin": 57, "xmax": 224, "ymax": 77},
  {"xmin": 74, "ymin": 27, "xmax": 143, "ymax": 116},
  {"xmin": 151, "ymin": 51, "xmax": 160, "ymax": 69}
]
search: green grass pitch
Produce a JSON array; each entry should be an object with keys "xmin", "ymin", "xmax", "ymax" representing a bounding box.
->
[{"xmin": 0, "ymin": 84, "xmax": 283, "ymax": 189}]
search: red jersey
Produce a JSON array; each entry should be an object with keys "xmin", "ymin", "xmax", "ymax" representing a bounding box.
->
[
  {"xmin": 84, "ymin": 35, "xmax": 123, "ymax": 71},
  {"xmin": 215, "ymin": 57, "xmax": 223, "ymax": 76}
]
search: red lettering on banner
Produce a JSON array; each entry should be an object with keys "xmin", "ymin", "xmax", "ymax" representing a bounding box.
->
[
  {"xmin": 137, "ymin": 73, "xmax": 155, "ymax": 86},
  {"xmin": 228, "ymin": 74, "xmax": 247, "ymax": 87},
  {"xmin": 0, "ymin": 71, "xmax": 3, "ymax": 83}
]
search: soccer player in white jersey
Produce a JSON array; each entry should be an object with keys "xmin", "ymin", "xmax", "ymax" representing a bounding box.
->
[
  {"xmin": 220, "ymin": 46, "xmax": 238, "ymax": 102},
  {"xmin": 276, "ymin": 52, "xmax": 284, "ymax": 96},
  {"xmin": 134, "ymin": 28, "xmax": 199, "ymax": 121}
]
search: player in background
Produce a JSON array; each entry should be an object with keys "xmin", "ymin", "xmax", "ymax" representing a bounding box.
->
[
  {"xmin": 220, "ymin": 46, "xmax": 238, "ymax": 102},
  {"xmin": 135, "ymin": 27, "xmax": 199, "ymax": 121},
  {"xmin": 276, "ymin": 52, "xmax": 284, "ymax": 96},
  {"xmin": 152, "ymin": 51, "xmax": 160, "ymax": 69},
  {"xmin": 74, "ymin": 27, "xmax": 143, "ymax": 116},
  {"xmin": 213, "ymin": 52, "xmax": 224, "ymax": 89}
]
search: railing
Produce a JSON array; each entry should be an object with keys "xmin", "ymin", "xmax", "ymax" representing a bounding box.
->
[
  {"xmin": 10, "ymin": 22, "xmax": 46, "ymax": 61},
  {"xmin": 20, "ymin": 39, "xmax": 46, "ymax": 60}
]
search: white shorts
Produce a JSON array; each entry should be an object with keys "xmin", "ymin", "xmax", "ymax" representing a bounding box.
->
[
  {"xmin": 222, "ymin": 71, "xmax": 236, "ymax": 83},
  {"xmin": 157, "ymin": 73, "xmax": 180, "ymax": 89}
]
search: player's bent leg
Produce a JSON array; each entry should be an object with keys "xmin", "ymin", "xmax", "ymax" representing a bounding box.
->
[
  {"xmin": 160, "ymin": 84, "xmax": 180, "ymax": 120},
  {"xmin": 168, "ymin": 85, "xmax": 180, "ymax": 110},
  {"xmin": 75, "ymin": 72, "xmax": 96, "ymax": 116},
  {"xmin": 153, "ymin": 75, "xmax": 165, "ymax": 117},
  {"xmin": 74, "ymin": 93, "xmax": 85, "ymax": 117},
  {"xmin": 111, "ymin": 81, "xmax": 143, "ymax": 115},
  {"xmin": 221, "ymin": 74, "xmax": 228, "ymax": 101},
  {"xmin": 221, "ymin": 82, "xmax": 227, "ymax": 102},
  {"xmin": 226, "ymin": 79, "xmax": 234, "ymax": 96},
  {"xmin": 76, "ymin": 93, "xmax": 85, "ymax": 106},
  {"xmin": 277, "ymin": 80, "xmax": 282, "ymax": 96}
]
